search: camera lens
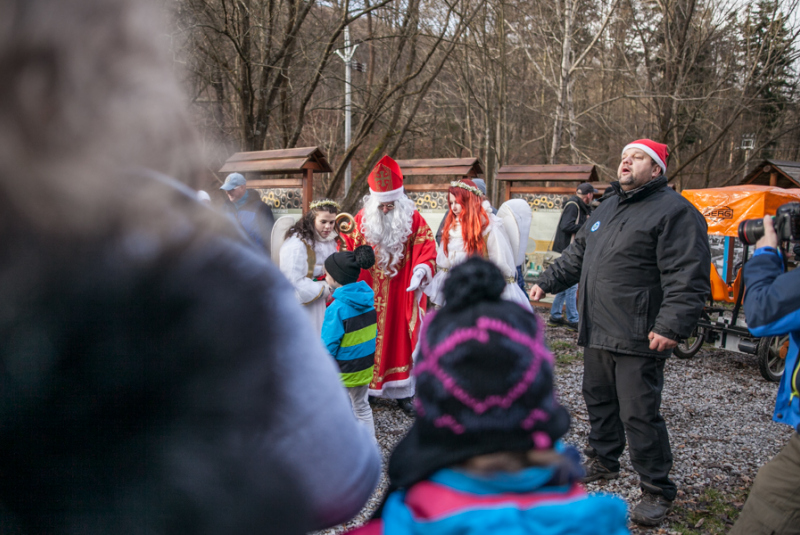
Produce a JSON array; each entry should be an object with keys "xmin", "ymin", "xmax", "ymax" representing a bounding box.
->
[{"xmin": 738, "ymin": 218, "xmax": 764, "ymax": 245}]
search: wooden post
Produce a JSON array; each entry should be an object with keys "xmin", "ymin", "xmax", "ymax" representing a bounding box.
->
[
  {"xmin": 770, "ymin": 171, "xmax": 778, "ymax": 187},
  {"xmin": 302, "ymin": 168, "xmax": 313, "ymax": 213}
]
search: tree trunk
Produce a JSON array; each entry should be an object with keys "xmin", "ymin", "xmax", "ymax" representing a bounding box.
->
[{"xmin": 550, "ymin": 0, "xmax": 574, "ymax": 165}]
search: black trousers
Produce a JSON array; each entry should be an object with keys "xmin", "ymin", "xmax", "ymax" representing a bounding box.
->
[{"xmin": 582, "ymin": 347, "xmax": 676, "ymax": 500}]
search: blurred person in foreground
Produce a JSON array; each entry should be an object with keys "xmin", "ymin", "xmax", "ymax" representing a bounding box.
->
[
  {"xmin": 0, "ymin": 1, "xmax": 379, "ymax": 534},
  {"xmin": 529, "ymin": 139, "xmax": 710, "ymax": 526},
  {"xmin": 730, "ymin": 216, "xmax": 800, "ymax": 535},
  {"xmin": 346, "ymin": 258, "xmax": 629, "ymax": 535}
]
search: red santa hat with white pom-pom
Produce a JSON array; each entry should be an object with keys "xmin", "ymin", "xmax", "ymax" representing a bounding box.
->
[{"xmin": 621, "ymin": 139, "xmax": 669, "ymax": 175}]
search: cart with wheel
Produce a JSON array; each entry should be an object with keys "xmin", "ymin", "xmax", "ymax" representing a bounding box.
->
[{"xmin": 676, "ymin": 186, "xmax": 800, "ymax": 381}]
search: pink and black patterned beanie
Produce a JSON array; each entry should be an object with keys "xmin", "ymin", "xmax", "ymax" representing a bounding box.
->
[{"xmin": 388, "ymin": 257, "xmax": 570, "ymax": 489}]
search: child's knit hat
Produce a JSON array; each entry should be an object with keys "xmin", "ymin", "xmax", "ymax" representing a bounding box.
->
[
  {"xmin": 388, "ymin": 257, "xmax": 570, "ymax": 489},
  {"xmin": 324, "ymin": 245, "xmax": 375, "ymax": 285}
]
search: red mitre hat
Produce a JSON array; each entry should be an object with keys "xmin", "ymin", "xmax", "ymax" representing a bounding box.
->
[
  {"xmin": 368, "ymin": 155, "xmax": 405, "ymax": 202},
  {"xmin": 622, "ymin": 139, "xmax": 669, "ymax": 175}
]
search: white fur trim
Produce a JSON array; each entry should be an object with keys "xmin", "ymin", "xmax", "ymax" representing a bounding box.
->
[
  {"xmin": 622, "ymin": 143, "xmax": 667, "ymax": 175},
  {"xmin": 369, "ymin": 376, "xmax": 416, "ymax": 399},
  {"xmin": 369, "ymin": 186, "xmax": 405, "ymax": 203}
]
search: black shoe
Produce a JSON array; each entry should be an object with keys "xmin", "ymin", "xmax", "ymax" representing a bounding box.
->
[
  {"xmin": 581, "ymin": 458, "xmax": 620, "ymax": 483},
  {"xmin": 564, "ymin": 321, "xmax": 578, "ymax": 332},
  {"xmin": 630, "ymin": 491, "xmax": 673, "ymax": 526},
  {"xmin": 547, "ymin": 316, "xmax": 564, "ymax": 327},
  {"xmin": 397, "ymin": 397, "xmax": 415, "ymax": 416}
]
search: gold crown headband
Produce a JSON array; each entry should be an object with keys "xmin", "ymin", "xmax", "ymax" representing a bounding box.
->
[
  {"xmin": 450, "ymin": 181, "xmax": 482, "ymax": 197},
  {"xmin": 309, "ymin": 199, "xmax": 340, "ymax": 211}
]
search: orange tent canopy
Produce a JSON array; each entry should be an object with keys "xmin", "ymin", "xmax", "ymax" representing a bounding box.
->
[{"xmin": 682, "ymin": 185, "xmax": 800, "ymax": 237}]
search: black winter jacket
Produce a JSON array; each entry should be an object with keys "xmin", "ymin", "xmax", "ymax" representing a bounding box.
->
[
  {"xmin": 552, "ymin": 195, "xmax": 592, "ymax": 253},
  {"xmin": 538, "ymin": 176, "xmax": 711, "ymax": 357}
]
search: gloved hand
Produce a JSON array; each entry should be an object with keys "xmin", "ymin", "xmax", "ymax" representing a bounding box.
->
[{"xmin": 406, "ymin": 267, "xmax": 427, "ymax": 292}]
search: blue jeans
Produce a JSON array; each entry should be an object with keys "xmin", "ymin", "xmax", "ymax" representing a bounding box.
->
[{"xmin": 550, "ymin": 284, "xmax": 579, "ymax": 323}]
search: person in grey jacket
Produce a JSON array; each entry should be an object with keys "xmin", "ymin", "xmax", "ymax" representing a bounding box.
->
[
  {"xmin": 221, "ymin": 172, "xmax": 276, "ymax": 252},
  {"xmin": 530, "ymin": 139, "xmax": 710, "ymax": 527}
]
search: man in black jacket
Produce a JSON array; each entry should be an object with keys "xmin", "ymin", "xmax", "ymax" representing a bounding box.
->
[
  {"xmin": 548, "ymin": 182, "xmax": 597, "ymax": 330},
  {"xmin": 530, "ymin": 139, "xmax": 710, "ymax": 526}
]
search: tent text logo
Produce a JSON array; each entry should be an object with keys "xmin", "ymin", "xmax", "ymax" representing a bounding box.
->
[{"xmin": 703, "ymin": 206, "xmax": 734, "ymax": 220}]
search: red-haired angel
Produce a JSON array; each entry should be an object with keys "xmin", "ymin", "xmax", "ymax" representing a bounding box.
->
[{"xmin": 425, "ymin": 180, "xmax": 531, "ymax": 310}]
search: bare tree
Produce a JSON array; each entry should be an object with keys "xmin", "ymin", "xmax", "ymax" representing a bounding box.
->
[{"xmin": 169, "ymin": 0, "xmax": 799, "ymax": 193}]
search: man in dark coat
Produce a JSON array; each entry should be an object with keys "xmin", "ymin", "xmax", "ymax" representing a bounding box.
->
[
  {"xmin": 530, "ymin": 139, "xmax": 711, "ymax": 527},
  {"xmin": 221, "ymin": 172, "xmax": 275, "ymax": 252},
  {"xmin": 548, "ymin": 182, "xmax": 597, "ymax": 330}
]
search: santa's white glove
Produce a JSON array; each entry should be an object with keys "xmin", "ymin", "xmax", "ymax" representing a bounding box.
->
[{"xmin": 406, "ymin": 267, "xmax": 427, "ymax": 292}]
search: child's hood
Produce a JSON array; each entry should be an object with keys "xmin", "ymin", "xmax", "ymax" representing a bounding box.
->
[{"xmin": 333, "ymin": 281, "xmax": 375, "ymax": 311}]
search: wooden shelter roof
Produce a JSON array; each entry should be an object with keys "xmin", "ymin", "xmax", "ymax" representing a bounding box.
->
[
  {"xmin": 496, "ymin": 164, "xmax": 599, "ymax": 183},
  {"xmin": 219, "ymin": 147, "xmax": 332, "ymax": 175},
  {"xmin": 395, "ymin": 157, "xmax": 483, "ymax": 177},
  {"xmin": 739, "ymin": 160, "xmax": 800, "ymax": 189}
]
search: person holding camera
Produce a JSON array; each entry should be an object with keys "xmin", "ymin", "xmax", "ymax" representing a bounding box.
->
[
  {"xmin": 730, "ymin": 214, "xmax": 800, "ymax": 535},
  {"xmin": 529, "ymin": 139, "xmax": 711, "ymax": 526}
]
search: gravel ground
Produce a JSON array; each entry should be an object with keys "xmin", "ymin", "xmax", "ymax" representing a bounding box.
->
[{"xmin": 316, "ymin": 312, "xmax": 793, "ymax": 535}]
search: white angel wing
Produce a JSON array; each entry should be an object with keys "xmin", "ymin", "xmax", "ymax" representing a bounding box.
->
[
  {"xmin": 270, "ymin": 215, "xmax": 297, "ymax": 265},
  {"xmin": 497, "ymin": 199, "xmax": 532, "ymax": 266}
]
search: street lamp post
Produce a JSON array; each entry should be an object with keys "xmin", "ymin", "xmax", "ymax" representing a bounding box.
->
[{"xmin": 335, "ymin": 26, "xmax": 359, "ymax": 196}]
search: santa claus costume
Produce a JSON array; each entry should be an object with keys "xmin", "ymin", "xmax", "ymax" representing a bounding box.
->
[
  {"xmin": 279, "ymin": 200, "xmax": 340, "ymax": 334},
  {"xmin": 342, "ymin": 156, "xmax": 437, "ymax": 402},
  {"xmin": 426, "ymin": 180, "xmax": 532, "ymax": 311}
]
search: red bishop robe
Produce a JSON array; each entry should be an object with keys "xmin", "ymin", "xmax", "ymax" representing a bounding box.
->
[{"xmin": 343, "ymin": 209, "xmax": 436, "ymax": 398}]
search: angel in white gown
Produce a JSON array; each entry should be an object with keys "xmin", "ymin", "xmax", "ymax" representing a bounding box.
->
[
  {"xmin": 278, "ymin": 200, "xmax": 340, "ymax": 334},
  {"xmin": 425, "ymin": 180, "xmax": 531, "ymax": 311}
]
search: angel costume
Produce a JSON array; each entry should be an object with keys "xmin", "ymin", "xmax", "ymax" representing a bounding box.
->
[
  {"xmin": 279, "ymin": 233, "xmax": 338, "ymax": 334},
  {"xmin": 426, "ymin": 201, "xmax": 532, "ymax": 311}
]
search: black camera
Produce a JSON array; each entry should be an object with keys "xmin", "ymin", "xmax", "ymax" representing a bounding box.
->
[{"xmin": 738, "ymin": 202, "xmax": 800, "ymax": 245}]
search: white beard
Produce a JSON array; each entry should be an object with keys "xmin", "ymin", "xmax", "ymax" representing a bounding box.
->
[{"xmin": 361, "ymin": 195, "xmax": 416, "ymax": 278}]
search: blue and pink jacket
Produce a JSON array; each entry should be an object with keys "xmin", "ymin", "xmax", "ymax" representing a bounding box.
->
[{"xmin": 347, "ymin": 453, "xmax": 629, "ymax": 535}]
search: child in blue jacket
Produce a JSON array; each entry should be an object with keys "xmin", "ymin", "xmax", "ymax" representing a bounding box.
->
[
  {"xmin": 346, "ymin": 258, "xmax": 629, "ymax": 535},
  {"xmin": 322, "ymin": 246, "xmax": 378, "ymax": 439}
]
